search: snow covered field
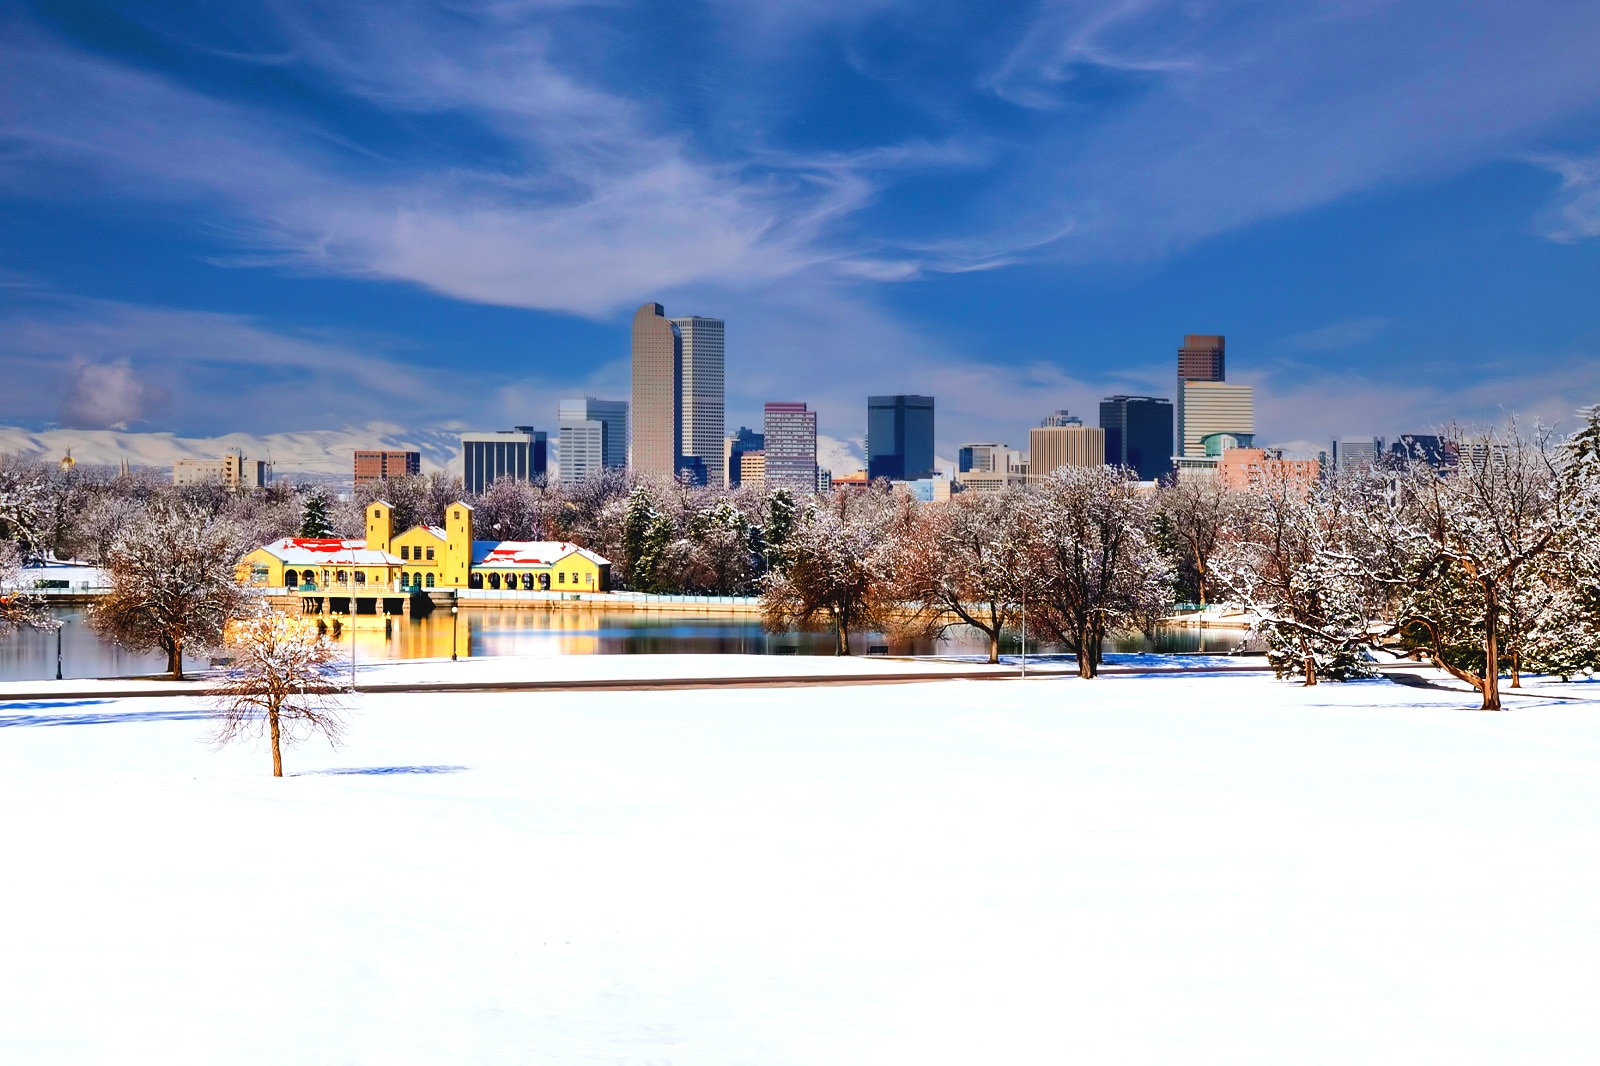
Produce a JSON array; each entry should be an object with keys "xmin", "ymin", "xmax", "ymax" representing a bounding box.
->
[{"xmin": 4, "ymin": 668, "xmax": 1600, "ymax": 1063}]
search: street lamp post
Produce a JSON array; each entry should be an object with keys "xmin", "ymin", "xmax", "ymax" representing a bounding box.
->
[
  {"xmin": 451, "ymin": 594, "xmax": 459, "ymax": 662},
  {"xmin": 1020, "ymin": 598, "xmax": 1027, "ymax": 679},
  {"xmin": 56, "ymin": 619, "xmax": 66, "ymax": 681}
]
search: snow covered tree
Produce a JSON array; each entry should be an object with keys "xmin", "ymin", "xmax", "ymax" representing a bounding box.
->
[
  {"xmin": 0, "ymin": 455, "xmax": 48, "ymax": 561},
  {"xmin": 0, "ymin": 541, "xmax": 56, "ymax": 638},
  {"xmin": 299, "ymin": 488, "xmax": 335, "ymax": 538},
  {"xmin": 1017, "ymin": 467, "xmax": 1172, "ymax": 678},
  {"xmin": 211, "ymin": 608, "xmax": 346, "ymax": 777},
  {"xmin": 893, "ymin": 490, "xmax": 1026, "ymax": 663},
  {"xmin": 761, "ymin": 491, "xmax": 901, "ymax": 655},
  {"xmin": 89, "ymin": 499, "xmax": 251, "ymax": 679},
  {"xmin": 1156, "ymin": 478, "xmax": 1242, "ymax": 607},
  {"xmin": 1214, "ymin": 474, "xmax": 1379, "ymax": 685},
  {"xmin": 1387, "ymin": 421, "xmax": 1574, "ymax": 709},
  {"xmin": 686, "ymin": 500, "xmax": 755, "ymax": 595},
  {"xmin": 621, "ymin": 486, "xmax": 675, "ymax": 592}
]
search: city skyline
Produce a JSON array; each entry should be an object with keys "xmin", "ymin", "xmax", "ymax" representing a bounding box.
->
[{"xmin": 2, "ymin": 3, "xmax": 1599, "ymax": 468}]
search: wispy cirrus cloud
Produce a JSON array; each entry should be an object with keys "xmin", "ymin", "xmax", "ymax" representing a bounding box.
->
[{"xmin": 1532, "ymin": 152, "xmax": 1600, "ymax": 242}]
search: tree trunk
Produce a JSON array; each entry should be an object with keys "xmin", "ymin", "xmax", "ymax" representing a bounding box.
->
[
  {"xmin": 1510, "ymin": 649, "xmax": 1521, "ymax": 689},
  {"xmin": 988, "ymin": 630, "xmax": 999, "ymax": 665},
  {"xmin": 1077, "ymin": 624, "xmax": 1096, "ymax": 678},
  {"xmin": 1481, "ymin": 585, "xmax": 1501, "ymax": 710},
  {"xmin": 269, "ymin": 705, "xmax": 283, "ymax": 778},
  {"xmin": 835, "ymin": 616, "xmax": 849, "ymax": 656},
  {"xmin": 1301, "ymin": 635, "xmax": 1317, "ymax": 687},
  {"xmin": 168, "ymin": 635, "xmax": 183, "ymax": 681},
  {"xmin": 1196, "ymin": 563, "xmax": 1206, "ymax": 608}
]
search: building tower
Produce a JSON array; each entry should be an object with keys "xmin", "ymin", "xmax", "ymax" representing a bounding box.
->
[
  {"xmin": 1029, "ymin": 422, "xmax": 1105, "ymax": 474},
  {"xmin": 866, "ymin": 395, "xmax": 935, "ymax": 481},
  {"xmin": 461, "ymin": 428, "xmax": 547, "ymax": 494},
  {"xmin": 671, "ymin": 315, "xmax": 726, "ymax": 488},
  {"xmin": 558, "ymin": 397, "xmax": 629, "ymax": 484},
  {"xmin": 631, "ymin": 303, "xmax": 682, "ymax": 479},
  {"xmin": 1099, "ymin": 396, "xmax": 1174, "ymax": 481},
  {"xmin": 763, "ymin": 402, "xmax": 818, "ymax": 495},
  {"xmin": 1175, "ymin": 334, "xmax": 1253, "ymax": 459}
]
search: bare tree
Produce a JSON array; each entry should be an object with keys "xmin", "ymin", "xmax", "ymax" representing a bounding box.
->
[
  {"xmin": 0, "ymin": 454, "xmax": 48, "ymax": 561},
  {"xmin": 212, "ymin": 609, "xmax": 346, "ymax": 777},
  {"xmin": 761, "ymin": 491, "xmax": 903, "ymax": 655},
  {"xmin": 893, "ymin": 491, "xmax": 1025, "ymax": 663},
  {"xmin": 89, "ymin": 499, "xmax": 251, "ymax": 679},
  {"xmin": 1018, "ymin": 467, "xmax": 1172, "ymax": 678}
]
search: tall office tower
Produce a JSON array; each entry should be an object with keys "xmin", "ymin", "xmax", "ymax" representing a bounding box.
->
[
  {"xmin": 866, "ymin": 395, "xmax": 935, "ymax": 481},
  {"xmin": 1331, "ymin": 437, "xmax": 1382, "ymax": 473},
  {"xmin": 461, "ymin": 427, "xmax": 547, "ymax": 494},
  {"xmin": 957, "ymin": 443, "xmax": 1007, "ymax": 474},
  {"xmin": 671, "ymin": 315, "xmax": 726, "ymax": 488},
  {"xmin": 558, "ymin": 397, "xmax": 628, "ymax": 484},
  {"xmin": 353, "ymin": 450, "xmax": 421, "ymax": 485},
  {"xmin": 1391, "ymin": 434, "xmax": 1454, "ymax": 470},
  {"xmin": 1099, "ymin": 396, "xmax": 1174, "ymax": 481},
  {"xmin": 1029, "ymin": 423, "xmax": 1106, "ymax": 474},
  {"xmin": 724, "ymin": 426, "xmax": 764, "ymax": 487},
  {"xmin": 1178, "ymin": 381, "xmax": 1254, "ymax": 457},
  {"xmin": 631, "ymin": 302, "xmax": 682, "ymax": 479},
  {"xmin": 1040, "ymin": 410, "xmax": 1083, "ymax": 427},
  {"xmin": 1177, "ymin": 333, "xmax": 1227, "ymax": 458},
  {"xmin": 561, "ymin": 397, "xmax": 628, "ymax": 470},
  {"xmin": 763, "ymin": 402, "xmax": 818, "ymax": 494}
]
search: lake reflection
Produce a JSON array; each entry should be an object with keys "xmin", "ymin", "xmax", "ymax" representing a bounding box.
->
[{"xmin": 0, "ymin": 605, "xmax": 1250, "ymax": 683}]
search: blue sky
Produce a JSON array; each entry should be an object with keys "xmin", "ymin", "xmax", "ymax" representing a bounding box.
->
[{"xmin": 3, "ymin": 0, "xmax": 1600, "ymax": 464}]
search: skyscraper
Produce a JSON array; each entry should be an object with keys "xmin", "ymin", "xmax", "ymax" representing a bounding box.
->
[
  {"xmin": 763, "ymin": 402, "xmax": 818, "ymax": 494},
  {"xmin": 1029, "ymin": 423, "xmax": 1105, "ymax": 474},
  {"xmin": 1175, "ymin": 333, "xmax": 1252, "ymax": 458},
  {"xmin": 867, "ymin": 395, "xmax": 935, "ymax": 481},
  {"xmin": 558, "ymin": 397, "xmax": 628, "ymax": 484},
  {"xmin": 631, "ymin": 303, "xmax": 681, "ymax": 479},
  {"xmin": 1099, "ymin": 395, "xmax": 1174, "ymax": 481},
  {"xmin": 353, "ymin": 450, "xmax": 420, "ymax": 485},
  {"xmin": 671, "ymin": 315, "xmax": 726, "ymax": 488},
  {"xmin": 1179, "ymin": 381, "xmax": 1254, "ymax": 457},
  {"xmin": 461, "ymin": 428, "xmax": 547, "ymax": 494},
  {"xmin": 724, "ymin": 426, "xmax": 764, "ymax": 487}
]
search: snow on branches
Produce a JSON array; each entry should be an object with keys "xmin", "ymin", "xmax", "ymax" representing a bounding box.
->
[{"xmin": 211, "ymin": 608, "xmax": 346, "ymax": 777}]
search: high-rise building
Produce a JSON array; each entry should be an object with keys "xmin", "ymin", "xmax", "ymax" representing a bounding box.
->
[
  {"xmin": 1391, "ymin": 433, "xmax": 1455, "ymax": 470},
  {"xmin": 631, "ymin": 302, "xmax": 682, "ymax": 479},
  {"xmin": 724, "ymin": 427, "xmax": 764, "ymax": 487},
  {"xmin": 763, "ymin": 402, "xmax": 818, "ymax": 495},
  {"xmin": 867, "ymin": 395, "xmax": 935, "ymax": 481},
  {"xmin": 558, "ymin": 397, "xmax": 628, "ymax": 484},
  {"xmin": 1029, "ymin": 424, "xmax": 1105, "ymax": 474},
  {"xmin": 353, "ymin": 450, "xmax": 420, "ymax": 485},
  {"xmin": 739, "ymin": 451, "xmax": 766, "ymax": 488},
  {"xmin": 1040, "ymin": 410, "xmax": 1083, "ymax": 427},
  {"xmin": 957, "ymin": 443, "xmax": 1007, "ymax": 474},
  {"xmin": 461, "ymin": 427, "xmax": 547, "ymax": 494},
  {"xmin": 1099, "ymin": 396, "xmax": 1174, "ymax": 481},
  {"xmin": 1331, "ymin": 437, "xmax": 1382, "ymax": 473},
  {"xmin": 1177, "ymin": 333, "xmax": 1232, "ymax": 459},
  {"xmin": 671, "ymin": 315, "xmax": 726, "ymax": 488},
  {"xmin": 1178, "ymin": 381, "xmax": 1254, "ymax": 458}
]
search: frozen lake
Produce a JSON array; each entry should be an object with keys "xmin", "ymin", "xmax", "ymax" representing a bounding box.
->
[
  {"xmin": 3, "ymin": 667, "xmax": 1599, "ymax": 1062},
  {"xmin": 0, "ymin": 606, "xmax": 1243, "ymax": 682}
]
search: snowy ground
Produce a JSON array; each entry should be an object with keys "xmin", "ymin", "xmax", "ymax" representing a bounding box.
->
[{"xmin": 4, "ymin": 668, "xmax": 1600, "ymax": 1063}]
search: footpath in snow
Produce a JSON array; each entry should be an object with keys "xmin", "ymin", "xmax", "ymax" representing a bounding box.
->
[{"xmin": 3, "ymin": 671, "xmax": 1599, "ymax": 1062}]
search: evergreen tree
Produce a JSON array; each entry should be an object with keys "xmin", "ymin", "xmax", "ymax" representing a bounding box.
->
[{"xmin": 300, "ymin": 488, "xmax": 334, "ymax": 538}]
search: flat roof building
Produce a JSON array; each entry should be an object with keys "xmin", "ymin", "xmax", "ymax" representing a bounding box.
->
[
  {"xmin": 1099, "ymin": 395, "xmax": 1173, "ymax": 481},
  {"xmin": 559, "ymin": 397, "xmax": 628, "ymax": 484},
  {"xmin": 867, "ymin": 395, "xmax": 935, "ymax": 481},
  {"xmin": 1029, "ymin": 423, "xmax": 1105, "ymax": 475},
  {"xmin": 763, "ymin": 402, "xmax": 818, "ymax": 495},
  {"xmin": 631, "ymin": 302, "xmax": 682, "ymax": 480},
  {"xmin": 173, "ymin": 450, "xmax": 268, "ymax": 491},
  {"xmin": 672, "ymin": 315, "xmax": 726, "ymax": 488},
  {"xmin": 1179, "ymin": 381, "xmax": 1254, "ymax": 459},
  {"xmin": 353, "ymin": 450, "xmax": 420, "ymax": 485},
  {"xmin": 461, "ymin": 428, "xmax": 547, "ymax": 495}
]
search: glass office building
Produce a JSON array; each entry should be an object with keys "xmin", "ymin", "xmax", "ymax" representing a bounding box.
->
[
  {"xmin": 461, "ymin": 427, "xmax": 548, "ymax": 494},
  {"xmin": 866, "ymin": 395, "xmax": 935, "ymax": 481}
]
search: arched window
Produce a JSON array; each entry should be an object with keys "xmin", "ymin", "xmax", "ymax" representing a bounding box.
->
[
  {"xmin": 489, "ymin": 573, "xmax": 501, "ymax": 589},
  {"xmin": 468, "ymin": 573, "xmax": 483, "ymax": 589},
  {"xmin": 284, "ymin": 569, "xmax": 297, "ymax": 588},
  {"xmin": 425, "ymin": 573, "xmax": 435, "ymax": 588},
  {"xmin": 354, "ymin": 571, "xmax": 366, "ymax": 586},
  {"xmin": 504, "ymin": 573, "xmax": 515, "ymax": 589},
  {"xmin": 539, "ymin": 573, "xmax": 550, "ymax": 591},
  {"xmin": 336, "ymin": 570, "xmax": 348, "ymax": 584}
]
